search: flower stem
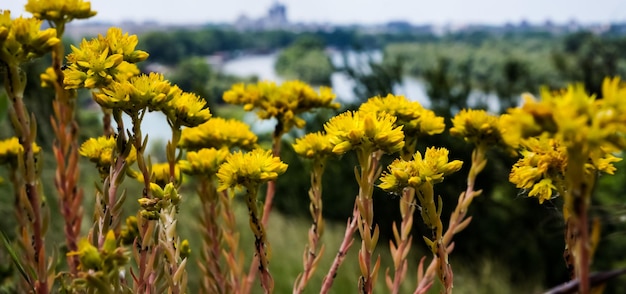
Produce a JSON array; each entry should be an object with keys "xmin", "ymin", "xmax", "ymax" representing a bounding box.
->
[
  {"xmin": 294, "ymin": 159, "xmax": 326, "ymax": 294},
  {"xmin": 245, "ymin": 129, "xmax": 283, "ymax": 293},
  {"xmin": 49, "ymin": 31, "xmax": 84, "ymax": 275},
  {"xmin": 199, "ymin": 178, "xmax": 228, "ymax": 294},
  {"xmin": 387, "ymin": 187, "xmax": 416, "ymax": 294},
  {"xmin": 220, "ymin": 190, "xmax": 244, "ymax": 293},
  {"xmin": 415, "ymin": 143, "xmax": 488, "ymax": 294},
  {"xmin": 245, "ymin": 184, "xmax": 274, "ymax": 293},
  {"xmin": 3, "ymin": 62, "xmax": 48, "ymax": 294},
  {"xmin": 320, "ymin": 203, "xmax": 359, "ymax": 294},
  {"xmin": 355, "ymin": 150, "xmax": 383, "ymax": 294}
]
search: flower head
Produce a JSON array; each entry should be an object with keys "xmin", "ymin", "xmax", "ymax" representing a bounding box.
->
[
  {"xmin": 223, "ymin": 80, "xmax": 340, "ymax": 132},
  {"xmin": 79, "ymin": 136, "xmax": 136, "ymax": 175},
  {"xmin": 379, "ymin": 147, "xmax": 462, "ymax": 192},
  {"xmin": 359, "ymin": 94, "xmax": 445, "ymax": 137},
  {"xmin": 64, "ymin": 27, "xmax": 146, "ymax": 89},
  {"xmin": 292, "ymin": 132, "xmax": 334, "ymax": 159},
  {"xmin": 450, "ymin": 109, "xmax": 506, "ymax": 147},
  {"xmin": 164, "ymin": 86, "xmax": 212, "ymax": 127},
  {"xmin": 509, "ymin": 136, "xmax": 567, "ymax": 203},
  {"xmin": 324, "ymin": 110, "xmax": 405, "ymax": 155},
  {"xmin": 179, "ymin": 117, "xmax": 258, "ymax": 151},
  {"xmin": 179, "ymin": 147, "xmax": 230, "ymax": 176},
  {"xmin": 217, "ymin": 149, "xmax": 288, "ymax": 191},
  {"xmin": 147, "ymin": 162, "xmax": 182, "ymax": 188},
  {"xmin": 0, "ymin": 137, "xmax": 42, "ymax": 165},
  {"xmin": 0, "ymin": 13, "xmax": 59, "ymax": 64},
  {"xmin": 25, "ymin": 0, "xmax": 97, "ymax": 23},
  {"xmin": 93, "ymin": 72, "xmax": 172, "ymax": 113}
]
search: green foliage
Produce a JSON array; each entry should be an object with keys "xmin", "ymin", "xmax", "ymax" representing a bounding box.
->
[{"xmin": 274, "ymin": 36, "xmax": 334, "ymax": 85}]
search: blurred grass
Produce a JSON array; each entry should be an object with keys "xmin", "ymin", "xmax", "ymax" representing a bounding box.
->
[{"xmin": 177, "ymin": 184, "xmax": 540, "ymax": 293}]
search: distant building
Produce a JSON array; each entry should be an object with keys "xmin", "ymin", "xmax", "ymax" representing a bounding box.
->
[{"xmin": 235, "ymin": 2, "xmax": 289, "ymax": 30}]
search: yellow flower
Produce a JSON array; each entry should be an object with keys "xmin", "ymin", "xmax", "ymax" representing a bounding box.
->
[
  {"xmin": 379, "ymin": 147, "xmax": 462, "ymax": 192},
  {"xmin": 180, "ymin": 239, "xmax": 191, "ymax": 260},
  {"xmin": 450, "ymin": 109, "xmax": 505, "ymax": 146},
  {"xmin": 379, "ymin": 159, "xmax": 418, "ymax": 193},
  {"xmin": 324, "ymin": 110, "xmax": 404, "ymax": 155},
  {"xmin": 0, "ymin": 14, "xmax": 59, "ymax": 64},
  {"xmin": 179, "ymin": 117, "xmax": 258, "ymax": 151},
  {"xmin": 509, "ymin": 136, "xmax": 567, "ymax": 202},
  {"xmin": 416, "ymin": 147, "xmax": 464, "ymax": 184},
  {"xmin": 528, "ymin": 178, "xmax": 557, "ymax": 204},
  {"xmin": 79, "ymin": 136, "xmax": 136, "ymax": 173},
  {"xmin": 179, "ymin": 147, "xmax": 230, "ymax": 176},
  {"xmin": 145, "ymin": 162, "xmax": 181, "ymax": 188},
  {"xmin": 25, "ymin": 0, "xmax": 97, "ymax": 23},
  {"xmin": 120, "ymin": 216, "xmax": 138, "ymax": 245},
  {"xmin": 217, "ymin": 149, "xmax": 288, "ymax": 191},
  {"xmin": 292, "ymin": 132, "xmax": 334, "ymax": 159},
  {"xmin": 359, "ymin": 94, "xmax": 445, "ymax": 137},
  {"xmin": 40, "ymin": 66, "xmax": 57, "ymax": 88},
  {"xmin": 63, "ymin": 27, "xmax": 145, "ymax": 89},
  {"xmin": 223, "ymin": 80, "xmax": 340, "ymax": 132},
  {"xmin": 164, "ymin": 86, "xmax": 212, "ymax": 127},
  {"xmin": 102, "ymin": 27, "xmax": 148, "ymax": 63},
  {"xmin": 93, "ymin": 73, "xmax": 172, "ymax": 113},
  {"xmin": 67, "ymin": 238, "xmax": 101, "ymax": 270},
  {"xmin": 0, "ymin": 137, "xmax": 42, "ymax": 165}
]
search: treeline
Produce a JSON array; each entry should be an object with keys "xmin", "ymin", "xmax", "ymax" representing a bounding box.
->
[{"xmin": 136, "ymin": 27, "xmax": 436, "ymax": 65}]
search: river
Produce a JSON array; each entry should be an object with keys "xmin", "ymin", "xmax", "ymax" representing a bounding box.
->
[{"xmin": 221, "ymin": 51, "xmax": 431, "ymax": 107}]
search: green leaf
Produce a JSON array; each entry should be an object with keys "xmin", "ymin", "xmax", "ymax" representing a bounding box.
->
[{"xmin": 0, "ymin": 230, "xmax": 35, "ymax": 293}]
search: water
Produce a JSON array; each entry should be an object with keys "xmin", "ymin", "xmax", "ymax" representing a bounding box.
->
[{"xmin": 221, "ymin": 50, "xmax": 431, "ymax": 107}]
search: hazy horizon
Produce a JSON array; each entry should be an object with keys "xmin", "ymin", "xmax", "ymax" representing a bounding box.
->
[{"xmin": 4, "ymin": 0, "xmax": 626, "ymax": 26}]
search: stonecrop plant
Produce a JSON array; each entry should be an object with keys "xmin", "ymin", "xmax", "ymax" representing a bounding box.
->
[{"xmin": 2, "ymin": 1, "xmax": 626, "ymax": 294}]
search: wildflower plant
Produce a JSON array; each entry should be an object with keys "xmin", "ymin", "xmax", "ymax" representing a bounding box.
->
[
  {"xmin": 358, "ymin": 94, "xmax": 446, "ymax": 293},
  {"xmin": 223, "ymin": 80, "xmax": 339, "ymax": 290},
  {"xmin": 322, "ymin": 109, "xmax": 405, "ymax": 293},
  {"xmin": 179, "ymin": 118, "xmax": 258, "ymax": 293},
  {"xmin": 503, "ymin": 79, "xmax": 626, "ymax": 293},
  {"xmin": 217, "ymin": 149, "xmax": 288, "ymax": 292},
  {"xmin": 0, "ymin": 9, "xmax": 60, "ymax": 293},
  {"xmin": 292, "ymin": 132, "xmax": 335, "ymax": 293}
]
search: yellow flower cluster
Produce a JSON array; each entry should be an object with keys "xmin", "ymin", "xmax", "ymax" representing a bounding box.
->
[
  {"xmin": 63, "ymin": 27, "xmax": 148, "ymax": 89},
  {"xmin": 379, "ymin": 147, "xmax": 463, "ymax": 193},
  {"xmin": 292, "ymin": 132, "xmax": 334, "ymax": 159},
  {"xmin": 164, "ymin": 86, "xmax": 212, "ymax": 127},
  {"xmin": 148, "ymin": 162, "xmax": 182, "ymax": 188},
  {"xmin": 179, "ymin": 117, "xmax": 258, "ymax": 151},
  {"xmin": 93, "ymin": 72, "xmax": 173, "ymax": 113},
  {"xmin": 0, "ymin": 137, "xmax": 42, "ymax": 165},
  {"xmin": 223, "ymin": 80, "xmax": 340, "ymax": 131},
  {"xmin": 67, "ymin": 230, "xmax": 127, "ymax": 272},
  {"xmin": 0, "ymin": 11, "xmax": 59, "ymax": 64},
  {"xmin": 504, "ymin": 79, "xmax": 626, "ymax": 151},
  {"xmin": 509, "ymin": 135, "xmax": 621, "ymax": 203},
  {"xmin": 359, "ymin": 94, "xmax": 445, "ymax": 137},
  {"xmin": 25, "ymin": 0, "xmax": 96, "ymax": 23},
  {"xmin": 217, "ymin": 149, "xmax": 288, "ymax": 191},
  {"xmin": 324, "ymin": 110, "xmax": 405, "ymax": 155},
  {"xmin": 450, "ymin": 109, "xmax": 507, "ymax": 147},
  {"xmin": 79, "ymin": 136, "xmax": 136, "ymax": 172},
  {"xmin": 179, "ymin": 147, "xmax": 230, "ymax": 176},
  {"xmin": 508, "ymin": 136, "xmax": 567, "ymax": 203}
]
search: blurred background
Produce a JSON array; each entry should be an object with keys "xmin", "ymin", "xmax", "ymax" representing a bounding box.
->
[{"xmin": 3, "ymin": 1, "xmax": 626, "ymax": 293}]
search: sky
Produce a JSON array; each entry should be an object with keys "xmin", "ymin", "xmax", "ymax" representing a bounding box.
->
[{"xmin": 4, "ymin": 0, "xmax": 626, "ymax": 25}]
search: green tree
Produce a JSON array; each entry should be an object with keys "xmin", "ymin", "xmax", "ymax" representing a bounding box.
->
[{"xmin": 275, "ymin": 36, "xmax": 334, "ymax": 85}]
